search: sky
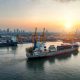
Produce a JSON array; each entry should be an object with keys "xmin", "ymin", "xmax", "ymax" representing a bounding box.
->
[{"xmin": 0, "ymin": 0, "xmax": 80, "ymax": 32}]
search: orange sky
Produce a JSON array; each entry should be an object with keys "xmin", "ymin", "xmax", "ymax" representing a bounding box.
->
[{"xmin": 0, "ymin": 19, "xmax": 65, "ymax": 32}]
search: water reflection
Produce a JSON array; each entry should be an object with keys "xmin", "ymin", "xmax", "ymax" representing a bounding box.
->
[
  {"xmin": 26, "ymin": 50, "xmax": 79, "ymax": 70},
  {"xmin": 10, "ymin": 46, "xmax": 18, "ymax": 55},
  {"xmin": 0, "ymin": 46, "xmax": 18, "ymax": 53},
  {"xmin": 72, "ymin": 50, "xmax": 79, "ymax": 56},
  {"xmin": 27, "ymin": 59, "xmax": 45, "ymax": 71}
]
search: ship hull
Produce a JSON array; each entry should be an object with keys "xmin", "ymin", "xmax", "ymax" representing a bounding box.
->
[
  {"xmin": 26, "ymin": 48, "xmax": 79, "ymax": 59},
  {"xmin": 0, "ymin": 42, "xmax": 17, "ymax": 47}
]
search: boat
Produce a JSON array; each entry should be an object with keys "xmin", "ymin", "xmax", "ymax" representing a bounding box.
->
[
  {"xmin": 26, "ymin": 28, "xmax": 79, "ymax": 59},
  {"xmin": 0, "ymin": 36, "xmax": 18, "ymax": 47}
]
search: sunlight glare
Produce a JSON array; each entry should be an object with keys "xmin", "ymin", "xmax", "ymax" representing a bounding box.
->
[{"xmin": 64, "ymin": 14, "xmax": 74, "ymax": 32}]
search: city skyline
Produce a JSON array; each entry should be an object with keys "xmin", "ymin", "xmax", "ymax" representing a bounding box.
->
[{"xmin": 0, "ymin": 0, "xmax": 80, "ymax": 32}]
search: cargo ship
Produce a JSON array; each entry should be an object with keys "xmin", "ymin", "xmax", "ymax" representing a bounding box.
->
[
  {"xmin": 0, "ymin": 36, "xmax": 18, "ymax": 47},
  {"xmin": 26, "ymin": 28, "xmax": 79, "ymax": 59}
]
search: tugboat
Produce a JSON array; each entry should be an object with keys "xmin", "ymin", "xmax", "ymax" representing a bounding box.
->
[
  {"xmin": 0, "ymin": 36, "xmax": 18, "ymax": 47},
  {"xmin": 26, "ymin": 28, "xmax": 79, "ymax": 59}
]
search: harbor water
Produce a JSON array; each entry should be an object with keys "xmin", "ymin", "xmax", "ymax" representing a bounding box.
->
[{"xmin": 0, "ymin": 42, "xmax": 80, "ymax": 80}]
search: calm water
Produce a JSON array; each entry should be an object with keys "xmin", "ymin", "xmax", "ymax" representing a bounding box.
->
[{"xmin": 0, "ymin": 42, "xmax": 80, "ymax": 80}]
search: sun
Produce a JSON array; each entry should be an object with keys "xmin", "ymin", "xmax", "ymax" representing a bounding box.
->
[
  {"xmin": 65, "ymin": 21, "xmax": 72, "ymax": 30},
  {"xmin": 64, "ymin": 15, "xmax": 74, "ymax": 32}
]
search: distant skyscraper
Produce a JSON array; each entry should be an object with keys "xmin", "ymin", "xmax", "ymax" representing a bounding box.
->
[{"xmin": 7, "ymin": 28, "xmax": 10, "ymax": 33}]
